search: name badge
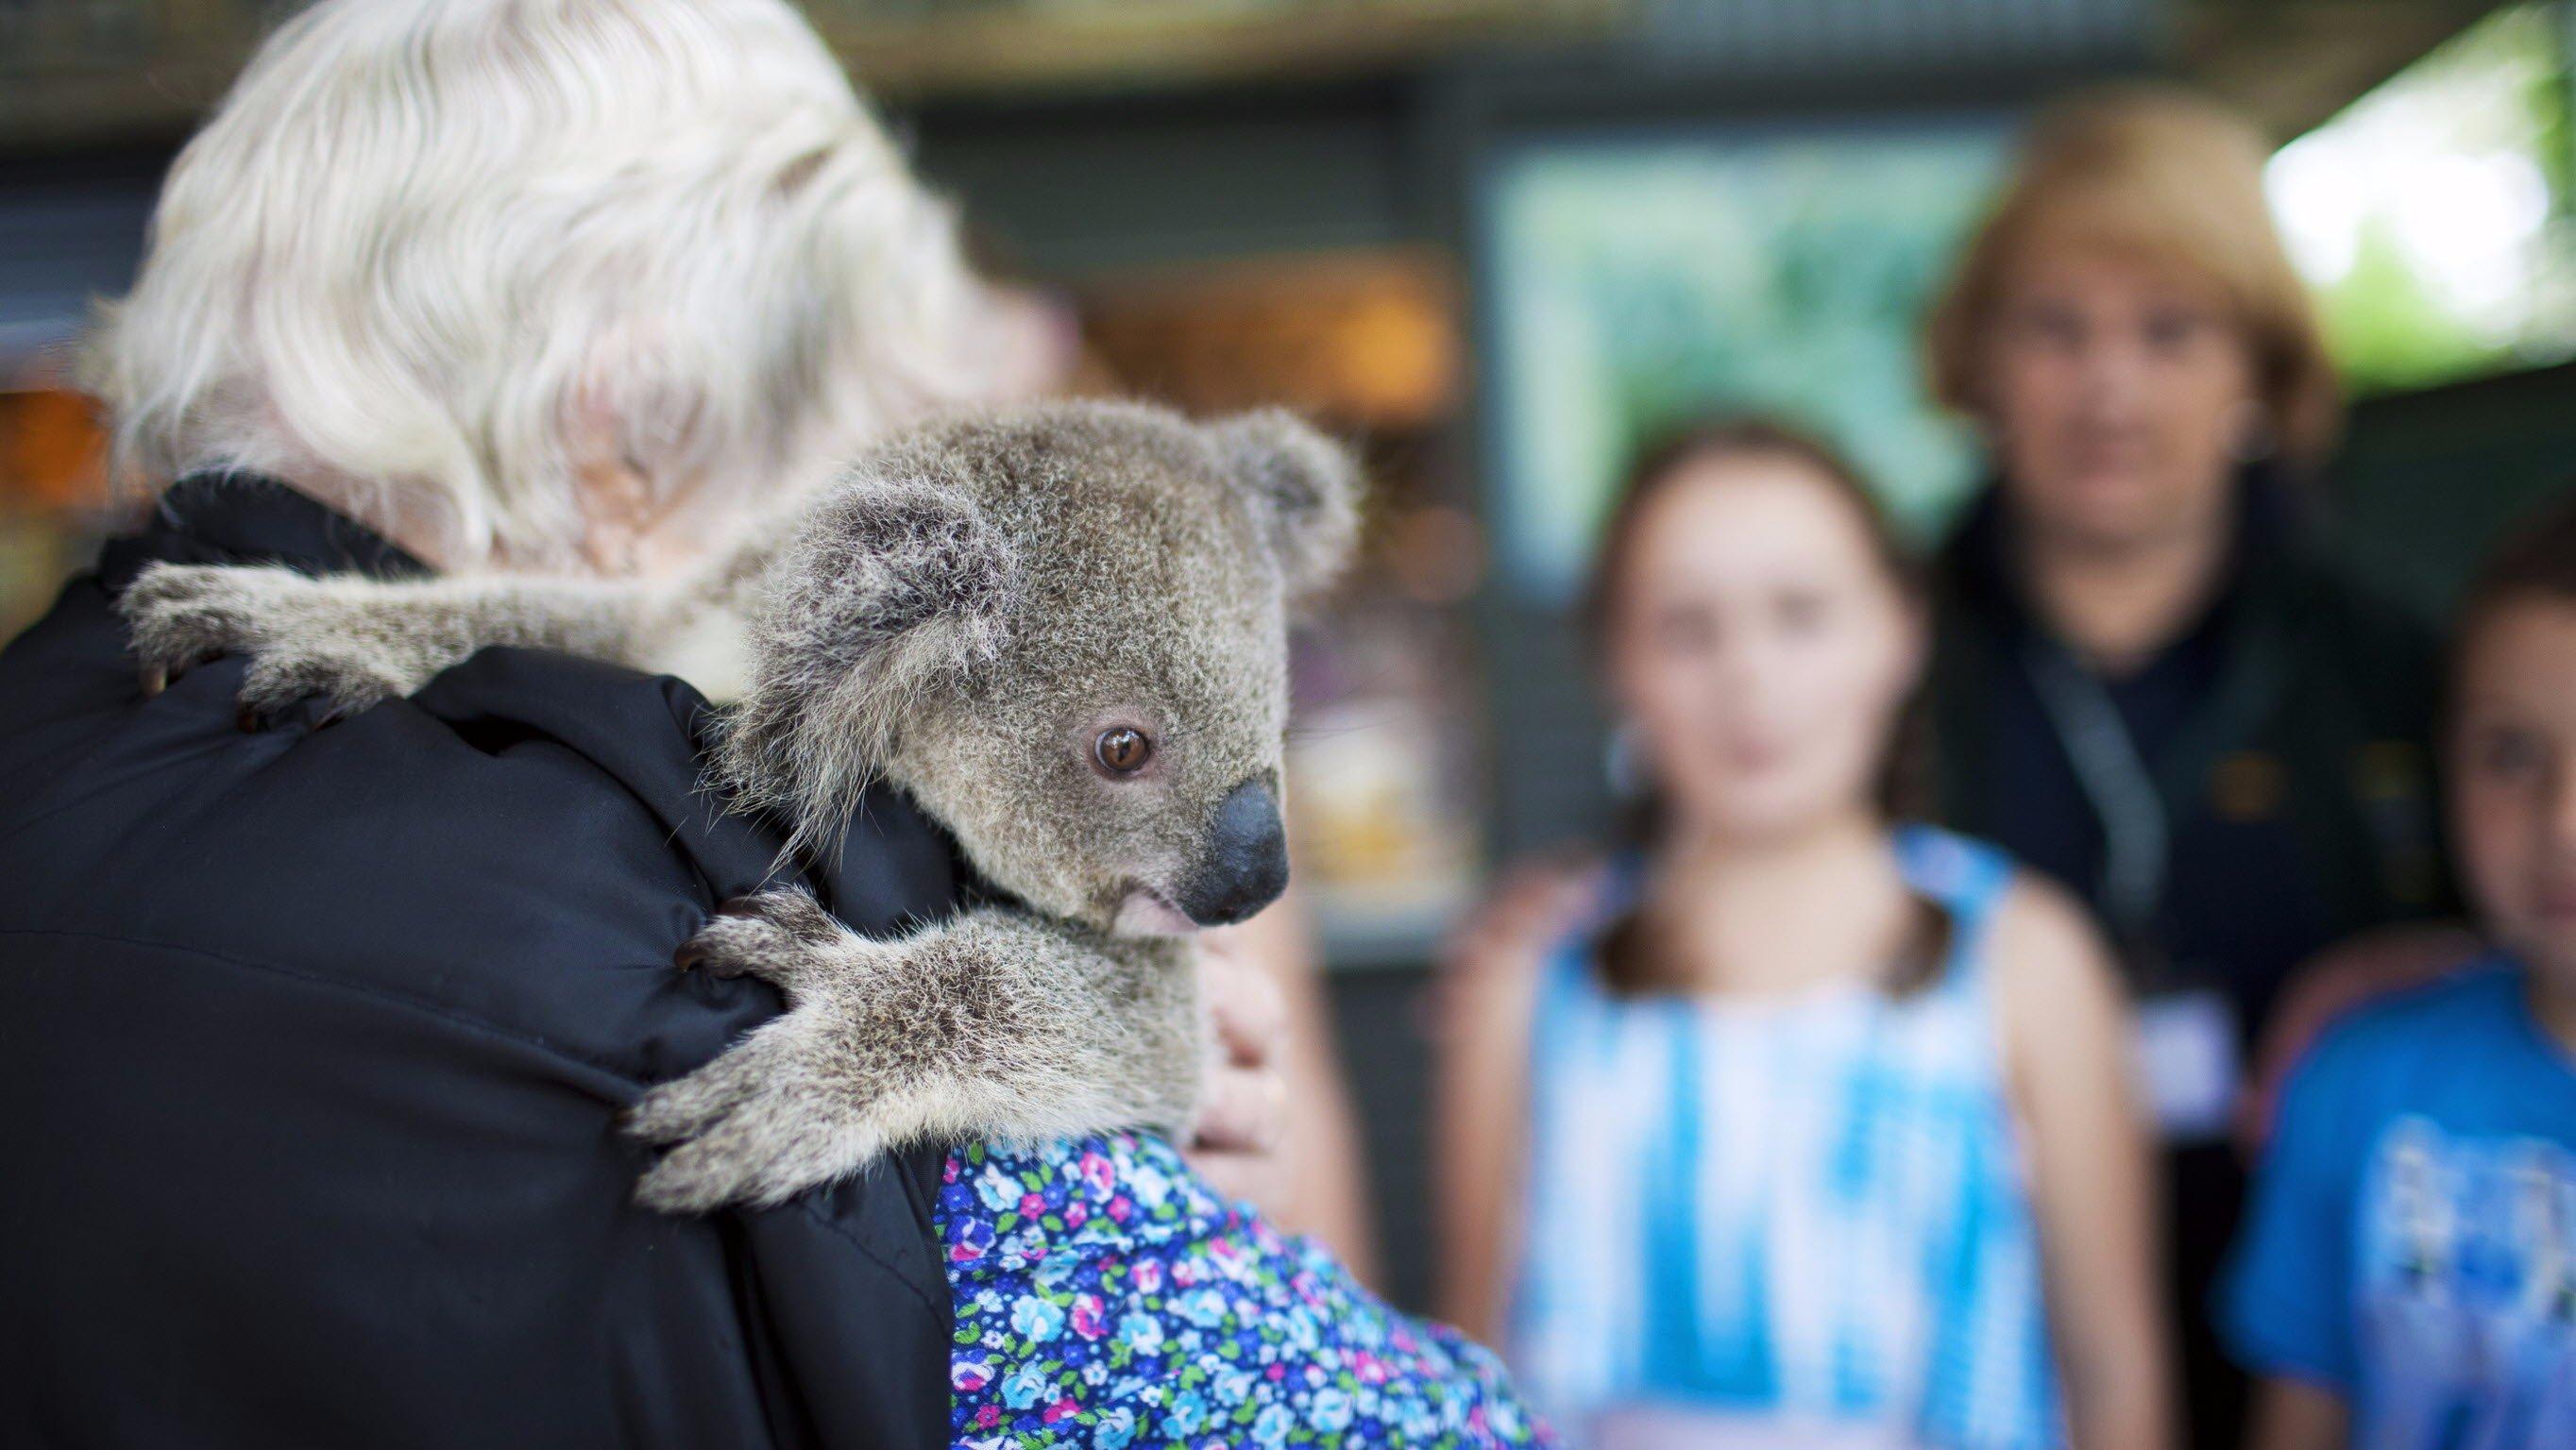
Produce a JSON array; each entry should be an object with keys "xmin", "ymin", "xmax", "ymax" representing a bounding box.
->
[{"xmin": 2131, "ymin": 989, "xmax": 2241, "ymax": 1142}]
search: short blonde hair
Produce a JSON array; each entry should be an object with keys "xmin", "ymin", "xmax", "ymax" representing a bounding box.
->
[
  {"xmin": 85, "ymin": 0, "xmax": 997, "ymax": 570},
  {"xmin": 1926, "ymin": 84, "xmax": 2341, "ymax": 469}
]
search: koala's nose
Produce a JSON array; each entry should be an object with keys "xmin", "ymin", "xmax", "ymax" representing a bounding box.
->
[{"xmin": 1176, "ymin": 779, "xmax": 1290, "ymax": 928}]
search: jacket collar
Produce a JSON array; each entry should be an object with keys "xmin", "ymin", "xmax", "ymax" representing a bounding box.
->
[
  {"xmin": 98, "ymin": 472, "xmax": 431, "ymax": 592},
  {"xmin": 92, "ymin": 472, "xmax": 967, "ymax": 919},
  {"xmin": 1939, "ymin": 460, "xmax": 2311, "ymax": 642}
]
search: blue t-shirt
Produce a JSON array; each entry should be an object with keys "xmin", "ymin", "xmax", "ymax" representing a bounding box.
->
[{"xmin": 2220, "ymin": 961, "xmax": 2576, "ymax": 1448}]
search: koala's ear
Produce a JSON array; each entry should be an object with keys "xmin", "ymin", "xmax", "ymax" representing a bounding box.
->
[
  {"xmin": 1209, "ymin": 408, "xmax": 1362, "ymax": 603},
  {"xmin": 718, "ymin": 477, "xmax": 1017, "ymax": 854}
]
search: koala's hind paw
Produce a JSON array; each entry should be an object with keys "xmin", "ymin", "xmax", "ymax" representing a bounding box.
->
[
  {"xmin": 673, "ymin": 889, "xmax": 846, "ymax": 989},
  {"xmin": 626, "ymin": 1017, "xmax": 889, "ymax": 1212},
  {"xmin": 117, "ymin": 563, "xmax": 418, "ymax": 717}
]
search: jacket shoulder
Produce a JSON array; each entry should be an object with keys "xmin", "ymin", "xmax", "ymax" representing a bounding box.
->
[{"xmin": 0, "ymin": 579, "xmax": 958, "ymax": 1079}]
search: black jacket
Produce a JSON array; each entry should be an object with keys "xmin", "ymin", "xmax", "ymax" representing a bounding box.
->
[
  {"xmin": 1928, "ymin": 472, "xmax": 2449, "ymax": 1039},
  {"xmin": 0, "ymin": 478, "xmax": 960, "ymax": 1448}
]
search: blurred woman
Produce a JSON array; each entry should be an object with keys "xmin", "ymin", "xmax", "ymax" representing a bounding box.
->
[
  {"xmin": 1434, "ymin": 422, "xmax": 2169, "ymax": 1449},
  {"xmin": 1921, "ymin": 86, "xmax": 2449, "ymax": 1442},
  {"xmin": 0, "ymin": 0, "xmax": 1496, "ymax": 1440}
]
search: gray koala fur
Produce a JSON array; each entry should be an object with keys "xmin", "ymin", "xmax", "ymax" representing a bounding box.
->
[{"xmin": 118, "ymin": 398, "xmax": 1360, "ymax": 1212}]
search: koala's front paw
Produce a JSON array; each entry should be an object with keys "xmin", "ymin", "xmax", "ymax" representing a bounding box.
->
[
  {"xmin": 630, "ymin": 890, "xmax": 883, "ymax": 1212},
  {"xmin": 119, "ymin": 563, "xmax": 296, "ymax": 676},
  {"xmin": 672, "ymin": 889, "xmax": 845, "ymax": 987},
  {"xmin": 626, "ymin": 1009, "xmax": 889, "ymax": 1212},
  {"xmin": 117, "ymin": 563, "xmax": 419, "ymax": 717}
]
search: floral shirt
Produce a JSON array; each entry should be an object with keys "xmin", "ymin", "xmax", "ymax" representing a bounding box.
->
[{"xmin": 941, "ymin": 1133, "xmax": 1548, "ymax": 1448}]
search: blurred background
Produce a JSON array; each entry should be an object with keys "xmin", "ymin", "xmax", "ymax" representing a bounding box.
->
[{"xmin": 6, "ymin": 0, "xmax": 2574, "ymax": 1310}]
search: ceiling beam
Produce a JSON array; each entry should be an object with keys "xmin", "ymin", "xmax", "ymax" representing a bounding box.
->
[{"xmin": 2174, "ymin": 0, "xmax": 2506, "ymax": 137}]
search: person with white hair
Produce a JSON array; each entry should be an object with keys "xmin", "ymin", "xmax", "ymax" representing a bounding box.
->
[
  {"xmin": 88, "ymin": 0, "xmax": 996, "ymax": 576},
  {"xmin": 0, "ymin": 3, "xmax": 1512, "ymax": 1443}
]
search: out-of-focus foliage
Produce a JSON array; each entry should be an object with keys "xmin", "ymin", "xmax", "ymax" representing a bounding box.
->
[{"xmin": 2268, "ymin": 3, "xmax": 2576, "ymax": 395}]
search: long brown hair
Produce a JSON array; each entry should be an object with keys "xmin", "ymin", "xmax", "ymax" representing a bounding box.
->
[{"xmin": 1584, "ymin": 417, "xmax": 1950, "ymax": 996}]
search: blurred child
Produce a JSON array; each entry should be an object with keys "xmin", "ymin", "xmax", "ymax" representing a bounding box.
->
[
  {"xmin": 2222, "ymin": 495, "xmax": 2576, "ymax": 1449},
  {"xmin": 1434, "ymin": 422, "xmax": 2171, "ymax": 1450}
]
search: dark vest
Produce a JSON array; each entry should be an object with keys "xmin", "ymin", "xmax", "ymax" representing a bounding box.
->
[
  {"xmin": 0, "ymin": 476, "xmax": 959, "ymax": 1448},
  {"xmin": 1927, "ymin": 473, "xmax": 2449, "ymax": 1041}
]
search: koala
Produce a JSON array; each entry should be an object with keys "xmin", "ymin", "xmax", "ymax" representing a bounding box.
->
[{"xmin": 117, "ymin": 399, "xmax": 1359, "ymax": 1212}]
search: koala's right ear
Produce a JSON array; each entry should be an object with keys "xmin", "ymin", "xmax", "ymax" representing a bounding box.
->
[
  {"xmin": 1209, "ymin": 408, "xmax": 1363, "ymax": 604},
  {"xmin": 717, "ymin": 477, "xmax": 1017, "ymax": 854}
]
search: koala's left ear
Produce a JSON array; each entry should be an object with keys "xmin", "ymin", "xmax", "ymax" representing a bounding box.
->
[
  {"xmin": 1209, "ymin": 409, "xmax": 1363, "ymax": 603},
  {"xmin": 717, "ymin": 474, "xmax": 1018, "ymax": 858}
]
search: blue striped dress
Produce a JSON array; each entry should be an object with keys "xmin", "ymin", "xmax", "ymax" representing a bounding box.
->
[{"xmin": 1509, "ymin": 826, "xmax": 2063, "ymax": 1450}]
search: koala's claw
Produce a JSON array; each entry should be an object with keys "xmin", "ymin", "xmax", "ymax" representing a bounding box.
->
[
  {"xmin": 626, "ymin": 1020, "xmax": 883, "ymax": 1212},
  {"xmin": 626, "ymin": 1030, "xmax": 788, "ymax": 1145},
  {"xmin": 674, "ymin": 889, "xmax": 844, "ymax": 985},
  {"xmin": 637, "ymin": 894, "xmax": 887, "ymax": 1210},
  {"xmin": 632, "ymin": 1140, "xmax": 747, "ymax": 1215},
  {"xmin": 119, "ymin": 563, "xmax": 278, "ymax": 674},
  {"xmin": 633, "ymin": 1108, "xmax": 880, "ymax": 1214},
  {"xmin": 721, "ymin": 889, "xmax": 842, "ymax": 944},
  {"xmin": 118, "ymin": 562, "xmax": 419, "ymax": 717},
  {"xmin": 238, "ymin": 648, "xmax": 406, "ymax": 719}
]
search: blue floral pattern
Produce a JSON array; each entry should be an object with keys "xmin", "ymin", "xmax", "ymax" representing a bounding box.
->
[{"xmin": 941, "ymin": 1133, "xmax": 1549, "ymax": 1447}]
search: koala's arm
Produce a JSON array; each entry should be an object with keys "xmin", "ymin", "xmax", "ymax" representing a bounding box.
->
[
  {"xmin": 629, "ymin": 890, "xmax": 1202, "ymax": 1213},
  {"xmin": 115, "ymin": 522, "xmax": 791, "ymax": 716}
]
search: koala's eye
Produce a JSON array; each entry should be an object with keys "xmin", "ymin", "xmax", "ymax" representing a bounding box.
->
[{"xmin": 1094, "ymin": 727, "xmax": 1153, "ymax": 776}]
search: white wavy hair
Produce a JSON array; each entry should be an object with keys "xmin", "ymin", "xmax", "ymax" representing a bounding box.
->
[{"xmin": 84, "ymin": 0, "xmax": 997, "ymax": 571}]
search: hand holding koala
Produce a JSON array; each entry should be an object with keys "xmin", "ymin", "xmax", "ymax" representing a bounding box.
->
[{"xmin": 119, "ymin": 400, "xmax": 1358, "ymax": 1211}]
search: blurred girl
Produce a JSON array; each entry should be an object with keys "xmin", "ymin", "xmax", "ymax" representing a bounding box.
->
[
  {"xmin": 1434, "ymin": 422, "xmax": 2170, "ymax": 1450},
  {"xmin": 2223, "ymin": 496, "xmax": 2576, "ymax": 1450}
]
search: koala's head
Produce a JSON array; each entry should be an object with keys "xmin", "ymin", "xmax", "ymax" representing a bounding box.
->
[{"xmin": 720, "ymin": 399, "xmax": 1359, "ymax": 936}]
